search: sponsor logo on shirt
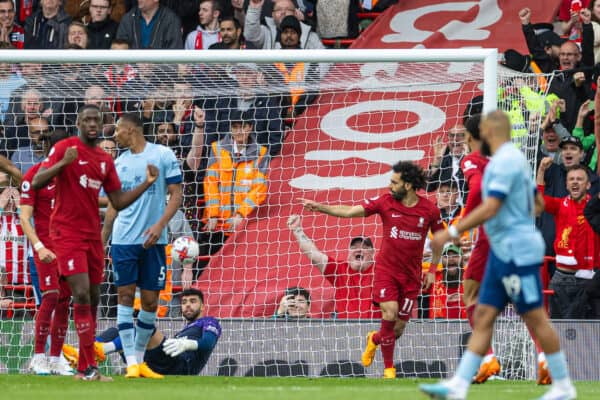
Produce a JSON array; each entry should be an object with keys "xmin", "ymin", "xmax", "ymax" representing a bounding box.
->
[
  {"xmin": 390, "ymin": 226, "xmax": 422, "ymax": 241},
  {"xmin": 79, "ymin": 174, "xmax": 102, "ymax": 190}
]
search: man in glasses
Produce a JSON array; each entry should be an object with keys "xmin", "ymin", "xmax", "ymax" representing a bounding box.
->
[{"xmin": 10, "ymin": 116, "xmax": 51, "ymax": 174}]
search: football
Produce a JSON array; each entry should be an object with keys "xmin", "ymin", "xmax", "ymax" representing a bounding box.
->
[{"xmin": 171, "ymin": 236, "xmax": 200, "ymax": 264}]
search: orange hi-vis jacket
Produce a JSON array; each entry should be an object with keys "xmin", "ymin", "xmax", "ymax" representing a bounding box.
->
[
  {"xmin": 134, "ymin": 243, "xmax": 173, "ymax": 317},
  {"xmin": 274, "ymin": 62, "xmax": 306, "ymax": 107},
  {"xmin": 203, "ymin": 135, "xmax": 269, "ymax": 231}
]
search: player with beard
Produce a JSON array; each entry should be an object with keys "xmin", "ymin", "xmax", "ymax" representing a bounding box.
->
[
  {"xmin": 422, "ymin": 111, "xmax": 575, "ymax": 400},
  {"xmin": 461, "ymin": 115, "xmax": 550, "ymax": 384},
  {"xmin": 537, "ymin": 160, "xmax": 600, "ymax": 319},
  {"xmin": 32, "ymin": 105, "xmax": 159, "ymax": 381},
  {"xmin": 66, "ymin": 289, "xmax": 222, "ymax": 376},
  {"xmin": 300, "ymin": 161, "xmax": 443, "ymax": 378}
]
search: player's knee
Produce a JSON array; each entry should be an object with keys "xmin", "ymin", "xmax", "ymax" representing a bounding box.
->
[
  {"xmin": 472, "ymin": 306, "xmax": 495, "ymax": 331},
  {"xmin": 141, "ymin": 299, "xmax": 159, "ymax": 312},
  {"xmin": 70, "ymin": 288, "xmax": 91, "ymax": 304}
]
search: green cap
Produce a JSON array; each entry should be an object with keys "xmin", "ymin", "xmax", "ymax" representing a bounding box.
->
[{"xmin": 442, "ymin": 243, "xmax": 462, "ymax": 255}]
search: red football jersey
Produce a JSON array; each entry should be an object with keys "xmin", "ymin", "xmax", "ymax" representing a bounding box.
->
[
  {"xmin": 362, "ymin": 193, "xmax": 443, "ymax": 282},
  {"xmin": 20, "ymin": 163, "xmax": 55, "ymax": 245},
  {"xmin": 41, "ymin": 137, "xmax": 121, "ymax": 240},
  {"xmin": 323, "ymin": 258, "xmax": 379, "ymax": 319},
  {"xmin": 460, "ymin": 150, "xmax": 489, "ymax": 216}
]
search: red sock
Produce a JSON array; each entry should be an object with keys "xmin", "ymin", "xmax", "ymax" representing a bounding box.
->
[
  {"xmin": 34, "ymin": 292, "xmax": 58, "ymax": 354},
  {"xmin": 90, "ymin": 303, "xmax": 98, "ymax": 334},
  {"xmin": 379, "ymin": 319, "xmax": 396, "ymax": 369},
  {"xmin": 526, "ymin": 324, "xmax": 543, "ymax": 354},
  {"xmin": 49, "ymin": 295, "xmax": 70, "ymax": 357},
  {"xmin": 73, "ymin": 303, "xmax": 96, "ymax": 372},
  {"xmin": 372, "ymin": 332, "xmax": 382, "ymax": 345}
]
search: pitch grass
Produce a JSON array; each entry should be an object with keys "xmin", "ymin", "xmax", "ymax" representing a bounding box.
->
[{"xmin": 1, "ymin": 375, "xmax": 599, "ymax": 400}]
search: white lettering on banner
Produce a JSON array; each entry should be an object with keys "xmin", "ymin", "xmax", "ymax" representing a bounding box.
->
[
  {"xmin": 352, "ymin": 62, "xmax": 461, "ymax": 93},
  {"xmin": 320, "ymin": 100, "xmax": 445, "ymax": 143},
  {"xmin": 289, "ymin": 149, "xmax": 424, "ymax": 190},
  {"xmin": 382, "ymin": 0, "xmax": 502, "ymax": 43}
]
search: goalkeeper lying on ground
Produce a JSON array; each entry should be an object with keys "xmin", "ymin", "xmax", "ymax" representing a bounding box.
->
[{"xmin": 64, "ymin": 288, "xmax": 221, "ymax": 376}]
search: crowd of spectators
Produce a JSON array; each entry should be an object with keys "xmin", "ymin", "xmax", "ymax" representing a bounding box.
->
[{"xmin": 3, "ymin": 0, "xmax": 600, "ymax": 322}]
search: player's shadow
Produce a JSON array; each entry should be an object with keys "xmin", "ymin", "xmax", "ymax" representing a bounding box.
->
[
  {"xmin": 319, "ymin": 360, "xmax": 366, "ymax": 377},
  {"xmin": 244, "ymin": 359, "xmax": 309, "ymax": 377}
]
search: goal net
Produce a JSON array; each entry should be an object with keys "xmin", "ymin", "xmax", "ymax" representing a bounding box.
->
[{"xmin": 0, "ymin": 49, "xmax": 550, "ymax": 379}]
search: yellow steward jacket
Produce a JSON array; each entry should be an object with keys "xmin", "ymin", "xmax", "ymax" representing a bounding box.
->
[{"xmin": 203, "ymin": 135, "xmax": 270, "ymax": 231}]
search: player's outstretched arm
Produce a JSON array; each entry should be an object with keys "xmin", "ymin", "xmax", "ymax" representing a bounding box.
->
[
  {"xmin": 32, "ymin": 146, "xmax": 78, "ymax": 189},
  {"xmin": 299, "ymin": 198, "xmax": 365, "ymax": 218},
  {"xmin": 287, "ymin": 214, "xmax": 328, "ymax": 272},
  {"xmin": 19, "ymin": 205, "xmax": 56, "ymax": 264},
  {"xmin": 107, "ymin": 164, "xmax": 159, "ymax": 211},
  {"xmin": 0, "ymin": 155, "xmax": 22, "ymax": 186}
]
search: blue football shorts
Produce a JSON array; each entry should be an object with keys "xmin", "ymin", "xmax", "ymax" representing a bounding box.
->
[
  {"xmin": 111, "ymin": 244, "xmax": 167, "ymax": 291},
  {"xmin": 478, "ymin": 250, "xmax": 544, "ymax": 314}
]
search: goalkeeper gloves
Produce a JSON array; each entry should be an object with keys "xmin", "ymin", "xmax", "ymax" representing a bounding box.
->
[{"xmin": 163, "ymin": 337, "xmax": 198, "ymax": 357}]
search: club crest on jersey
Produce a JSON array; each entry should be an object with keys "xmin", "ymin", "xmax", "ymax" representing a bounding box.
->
[
  {"xmin": 68, "ymin": 259, "xmax": 75, "ymax": 271},
  {"xmin": 418, "ymin": 217, "xmax": 424, "ymax": 227},
  {"xmin": 101, "ymin": 162, "xmax": 106, "ymax": 175}
]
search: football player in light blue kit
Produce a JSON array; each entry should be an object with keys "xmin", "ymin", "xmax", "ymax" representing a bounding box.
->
[
  {"xmin": 102, "ymin": 113, "xmax": 183, "ymax": 379},
  {"xmin": 421, "ymin": 111, "xmax": 576, "ymax": 400}
]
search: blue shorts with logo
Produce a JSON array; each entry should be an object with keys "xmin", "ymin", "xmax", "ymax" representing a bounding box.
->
[
  {"xmin": 111, "ymin": 244, "xmax": 167, "ymax": 291},
  {"xmin": 478, "ymin": 250, "xmax": 544, "ymax": 314}
]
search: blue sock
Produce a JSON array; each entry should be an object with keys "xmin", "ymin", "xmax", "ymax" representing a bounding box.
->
[
  {"xmin": 456, "ymin": 350, "xmax": 482, "ymax": 383},
  {"xmin": 546, "ymin": 351, "xmax": 568, "ymax": 381},
  {"xmin": 117, "ymin": 304, "xmax": 136, "ymax": 366},
  {"xmin": 135, "ymin": 309, "xmax": 157, "ymax": 364}
]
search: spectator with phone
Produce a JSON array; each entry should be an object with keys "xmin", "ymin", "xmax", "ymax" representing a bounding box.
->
[{"xmin": 274, "ymin": 287, "xmax": 311, "ymax": 319}]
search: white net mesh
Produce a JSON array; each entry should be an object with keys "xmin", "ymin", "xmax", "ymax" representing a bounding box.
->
[{"xmin": 0, "ymin": 51, "xmax": 552, "ymax": 379}]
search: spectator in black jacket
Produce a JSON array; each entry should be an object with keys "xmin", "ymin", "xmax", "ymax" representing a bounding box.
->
[
  {"xmin": 518, "ymin": 7, "xmax": 563, "ymax": 73},
  {"xmin": 583, "ymin": 193, "xmax": 600, "ymax": 318},
  {"xmin": 24, "ymin": 0, "xmax": 72, "ymax": 49},
  {"xmin": 426, "ymin": 125, "xmax": 467, "ymax": 200},
  {"xmin": 116, "ymin": 0, "xmax": 183, "ymax": 49},
  {"xmin": 87, "ymin": 0, "xmax": 119, "ymax": 49}
]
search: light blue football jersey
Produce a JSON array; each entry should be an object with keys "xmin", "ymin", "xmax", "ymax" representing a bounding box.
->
[
  {"xmin": 111, "ymin": 142, "xmax": 182, "ymax": 245},
  {"xmin": 482, "ymin": 142, "xmax": 545, "ymax": 266}
]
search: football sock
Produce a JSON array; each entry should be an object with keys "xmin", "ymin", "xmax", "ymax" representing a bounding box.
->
[
  {"xmin": 378, "ymin": 319, "xmax": 396, "ymax": 369},
  {"xmin": 135, "ymin": 309, "xmax": 157, "ymax": 364},
  {"xmin": 49, "ymin": 295, "xmax": 70, "ymax": 357},
  {"xmin": 117, "ymin": 304, "xmax": 136, "ymax": 367},
  {"xmin": 73, "ymin": 303, "xmax": 96, "ymax": 371},
  {"xmin": 454, "ymin": 350, "xmax": 482, "ymax": 388},
  {"xmin": 546, "ymin": 351, "xmax": 570, "ymax": 383},
  {"xmin": 34, "ymin": 292, "xmax": 58, "ymax": 354}
]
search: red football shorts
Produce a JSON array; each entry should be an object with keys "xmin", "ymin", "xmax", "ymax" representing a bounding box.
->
[
  {"xmin": 464, "ymin": 236, "xmax": 490, "ymax": 282},
  {"xmin": 372, "ymin": 269, "xmax": 419, "ymax": 321},
  {"xmin": 53, "ymin": 237, "xmax": 105, "ymax": 285},
  {"xmin": 33, "ymin": 253, "xmax": 62, "ymax": 292}
]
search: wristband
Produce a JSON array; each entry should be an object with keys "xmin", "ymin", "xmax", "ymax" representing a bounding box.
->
[
  {"xmin": 448, "ymin": 225, "xmax": 460, "ymax": 239},
  {"xmin": 34, "ymin": 242, "xmax": 45, "ymax": 251}
]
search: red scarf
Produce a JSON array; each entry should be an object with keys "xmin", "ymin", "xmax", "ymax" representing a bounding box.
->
[
  {"xmin": 19, "ymin": 0, "xmax": 33, "ymax": 24},
  {"xmin": 194, "ymin": 29, "xmax": 221, "ymax": 50}
]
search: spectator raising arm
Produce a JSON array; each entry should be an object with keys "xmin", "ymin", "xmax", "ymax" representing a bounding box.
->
[
  {"xmin": 186, "ymin": 107, "xmax": 206, "ymax": 172},
  {"xmin": 287, "ymin": 214, "xmax": 328, "ymax": 272}
]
